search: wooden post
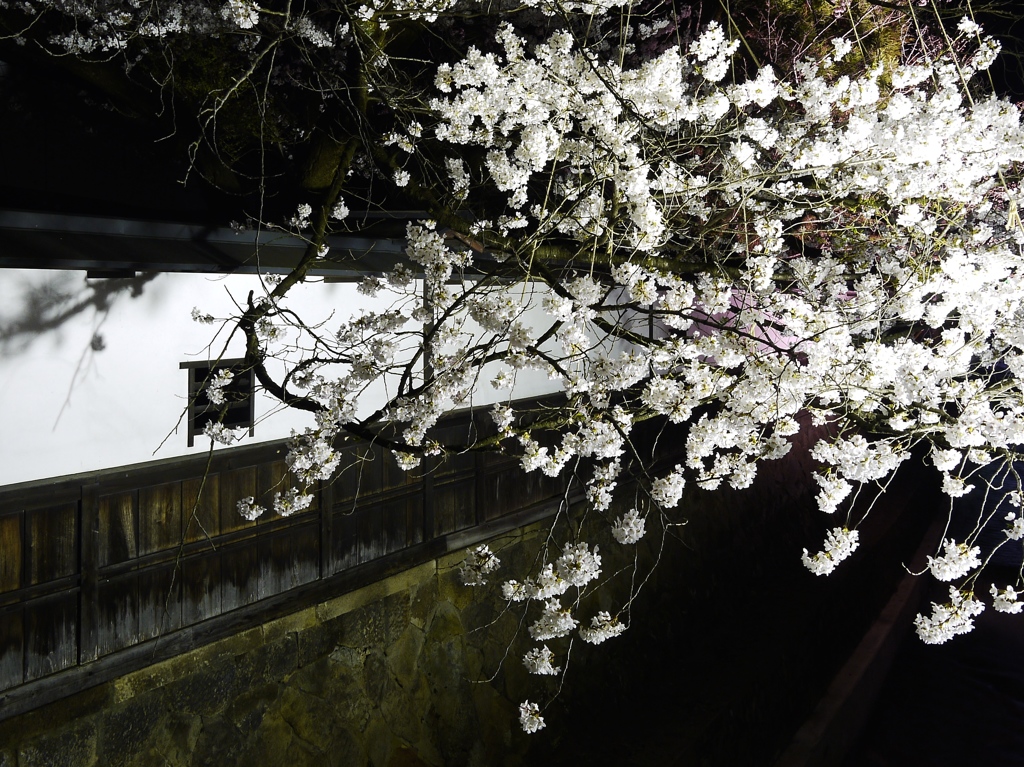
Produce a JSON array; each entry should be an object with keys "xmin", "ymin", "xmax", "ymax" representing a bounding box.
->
[
  {"xmin": 422, "ymin": 457, "xmax": 435, "ymax": 542},
  {"xmin": 79, "ymin": 483, "xmax": 100, "ymax": 664},
  {"xmin": 319, "ymin": 478, "xmax": 333, "ymax": 579}
]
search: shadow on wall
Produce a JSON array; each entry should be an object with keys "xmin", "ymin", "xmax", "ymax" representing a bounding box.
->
[{"xmin": 0, "ymin": 270, "xmax": 160, "ymax": 355}]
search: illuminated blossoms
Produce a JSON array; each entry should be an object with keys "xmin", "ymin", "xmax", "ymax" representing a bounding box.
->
[{"xmin": 27, "ymin": 0, "xmax": 1024, "ymax": 735}]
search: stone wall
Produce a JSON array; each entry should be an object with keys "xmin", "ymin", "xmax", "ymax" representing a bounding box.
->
[{"xmin": 0, "ymin": 522, "xmax": 551, "ymax": 767}]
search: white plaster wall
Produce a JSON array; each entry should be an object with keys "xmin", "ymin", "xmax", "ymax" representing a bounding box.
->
[{"xmin": 0, "ymin": 269, "xmax": 562, "ymax": 486}]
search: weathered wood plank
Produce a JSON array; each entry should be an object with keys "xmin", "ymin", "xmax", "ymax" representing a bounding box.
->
[
  {"xmin": 221, "ymin": 540, "xmax": 260, "ymax": 612},
  {"xmin": 138, "ymin": 482, "xmax": 182, "ymax": 555},
  {"xmin": 292, "ymin": 522, "xmax": 321, "ymax": 588},
  {"xmin": 0, "ymin": 605, "xmax": 24, "ymax": 692},
  {"xmin": 319, "ymin": 479, "xmax": 333, "ymax": 579},
  {"xmin": 335, "ymin": 446, "xmax": 382, "ymax": 500},
  {"xmin": 430, "ymin": 427, "xmax": 478, "ymax": 478},
  {"xmin": 358, "ymin": 503, "xmax": 385, "ymax": 565},
  {"xmin": 382, "ymin": 447, "xmax": 418, "ymax": 492},
  {"xmin": 219, "ymin": 466, "xmax": 257, "ymax": 535},
  {"xmin": 136, "ymin": 563, "xmax": 182, "ymax": 641},
  {"xmin": 94, "ymin": 573, "xmax": 139, "ymax": 658},
  {"xmin": 28, "ymin": 503, "xmax": 78, "ymax": 586},
  {"xmin": 97, "ymin": 491, "xmax": 137, "ymax": 566},
  {"xmin": 24, "ymin": 592, "xmax": 78, "ymax": 680},
  {"xmin": 182, "ymin": 474, "xmax": 220, "ymax": 544},
  {"xmin": 383, "ymin": 496, "xmax": 424, "ymax": 554},
  {"xmin": 331, "ymin": 509, "xmax": 360, "ymax": 574},
  {"xmin": 80, "ymin": 484, "xmax": 100, "ymax": 662},
  {"xmin": 0, "ymin": 512, "xmax": 23, "ymax": 594},
  {"xmin": 258, "ymin": 460, "xmax": 289, "ymax": 520},
  {"xmin": 332, "ymin": 447, "xmax": 380, "ymax": 503},
  {"xmin": 258, "ymin": 533, "xmax": 294, "ymax": 599},
  {"xmin": 481, "ymin": 465, "xmax": 550, "ymax": 521},
  {"xmin": 181, "ymin": 554, "xmax": 222, "ymax": 625},
  {"xmin": 1, "ymin": 400, "xmax": 574, "ymax": 696},
  {"xmin": 433, "ymin": 479, "xmax": 475, "ymax": 536}
]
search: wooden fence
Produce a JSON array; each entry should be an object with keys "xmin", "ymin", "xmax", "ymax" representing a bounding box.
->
[{"xmin": 0, "ymin": 406, "xmax": 572, "ymax": 719}]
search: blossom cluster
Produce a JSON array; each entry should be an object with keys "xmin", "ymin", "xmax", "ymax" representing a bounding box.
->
[
  {"xmin": 578, "ymin": 611, "xmax": 626, "ymax": 645},
  {"xmin": 926, "ymin": 539, "xmax": 982, "ymax": 582},
  {"xmin": 990, "ymin": 584, "xmax": 1024, "ymax": 614},
  {"xmin": 801, "ymin": 527, "xmax": 860, "ymax": 576},
  {"xmin": 914, "ymin": 587, "xmax": 986, "ymax": 644},
  {"xmin": 523, "ymin": 645, "xmax": 561, "ymax": 675},
  {"xmin": 611, "ymin": 508, "xmax": 646, "ymax": 545},
  {"xmin": 460, "ymin": 544, "xmax": 501, "ymax": 586}
]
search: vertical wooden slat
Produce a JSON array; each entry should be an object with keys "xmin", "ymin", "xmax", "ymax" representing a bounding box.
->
[
  {"xmin": 0, "ymin": 605, "xmax": 24, "ymax": 692},
  {"xmin": 24, "ymin": 592, "xmax": 78, "ymax": 680},
  {"xmin": 482, "ymin": 463, "xmax": 538, "ymax": 522},
  {"xmin": 358, "ymin": 503, "xmax": 384, "ymax": 564},
  {"xmin": 80, "ymin": 484, "xmax": 100, "ymax": 663},
  {"xmin": 219, "ymin": 466, "xmax": 257, "ymax": 535},
  {"xmin": 382, "ymin": 448, "xmax": 417, "ymax": 492},
  {"xmin": 383, "ymin": 496, "xmax": 424, "ymax": 554},
  {"xmin": 319, "ymin": 479, "xmax": 333, "ymax": 579},
  {"xmin": 221, "ymin": 540, "xmax": 259, "ymax": 611},
  {"xmin": 344, "ymin": 446, "xmax": 382, "ymax": 499},
  {"xmin": 182, "ymin": 474, "xmax": 220, "ymax": 544},
  {"xmin": 98, "ymin": 491, "xmax": 137, "ymax": 566},
  {"xmin": 422, "ymin": 456, "xmax": 435, "ymax": 543},
  {"xmin": 181, "ymin": 554, "xmax": 222, "ymax": 625},
  {"xmin": 293, "ymin": 522, "xmax": 320, "ymax": 587},
  {"xmin": 434, "ymin": 480, "xmax": 475, "ymax": 536},
  {"xmin": 475, "ymin": 453, "xmax": 487, "ymax": 526},
  {"xmin": 258, "ymin": 460, "xmax": 289, "ymax": 519},
  {"xmin": 137, "ymin": 563, "xmax": 182, "ymax": 640},
  {"xmin": 258, "ymin": 533, "xmax": 293, "ymax": 599},
  {"xmin": 332, "ymin": 508, "xmax": 360, "ymax": 573},
  {"xmin": 28, "ymin": 503, "xmax": 78, "ymax": 585},
  {"xmin": 94, "ymin": 573, "xmax": 139, "ymax": 657},
  {"xmin": 0, "ymin": 512, "xmax": 23, "ymax": 593},
  {"xmin": 328, "ymin": 446, "xmax": 360, "ymax": 503},
  {"xmin": 139, "ymin": 482, "xmax": 182, "ymax": 555}
]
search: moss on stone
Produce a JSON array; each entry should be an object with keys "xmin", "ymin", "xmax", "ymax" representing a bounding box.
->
[{"xmin": 17, "ymin": 721, "xmax": 98, "ymax": 767}]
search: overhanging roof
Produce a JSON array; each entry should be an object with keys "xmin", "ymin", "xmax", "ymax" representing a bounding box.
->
[{"xmin": 0, "ymin": 209, "xmax": 421, "ymax": 279}]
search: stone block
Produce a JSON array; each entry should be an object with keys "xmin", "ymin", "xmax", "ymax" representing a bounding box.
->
[
  {"xmin": 135, "ymin": 711, "xmax": 201, "ymax": 767},
  {"xmin": 386, "ymin": 624, "xmax": 425, "ymax": 690},
  {"xmin": 261, "ymin": 607, "xmax": 318, "ymax": 645},
  {"xmin": 235, "ymin": 633, "xmax": 298, "ymax": 689},
  {"xmin": 225, "ymin": 681, "xmax": 281, "ymax": 732},
  {"xmin": 113, "ymin": 628, "xmax": 264, "ymax": 704},
  {"xmin": 297, "ymin": 616, "xmax": 345, "ymax": 667},
  {"xmin": 190, "ymin": 718, "xmax": 248, "ymax": 767},
  {"xmin": 97, "ymin": 690, "xmax": 164, "ymax": 767},
  {"xmin": 362, "ymin": 717, "xmax": 394, "ymax": 767},
  {"xmin": 378, "ymin": 669, "xmax": 426, "ymax": 746},
  {"xmin": 18, "ymin": 721, "xmax": 98, "ymax": 767},
  {"xmin": 339, "ymin": 591, "xmax": 411, "ymax": 652},
  {"xmin": 409, "ymin": 577, "xmax": 439, "ymax": 628},
  {"xmin": 387, "ymin": 745, "xmax": 434, "ymax": 767},
  {"xmin": 276, "ymin": 685, "xmax": 339, "ymax": 753},
  {"xmin": 162, "ymin": 660, "xmax": 239, "ymax": 716},
  {"xmin": 326, "ymin": 726, "xmax": 367, "ymax": 767}
]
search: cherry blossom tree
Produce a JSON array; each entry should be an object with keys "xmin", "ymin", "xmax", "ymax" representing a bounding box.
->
[{"xmin": 9, "ymin": 0, "xmax": 1024, "ymax": 731}]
